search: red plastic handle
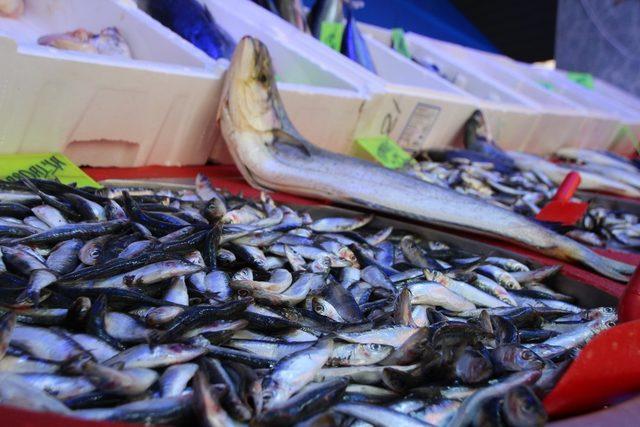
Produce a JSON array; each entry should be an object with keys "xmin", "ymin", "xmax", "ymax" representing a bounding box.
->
[
  {"xmin": 618, "ymin": 264, "xmax": 640, "ymax": 323},
  {"xmin": 553, "ymin": 171, "xmax": 582, "ymax": 203}
]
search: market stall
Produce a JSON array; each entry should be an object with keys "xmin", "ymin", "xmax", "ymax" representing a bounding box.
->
[{"xmin": 0, "ymin": 1, "xmax": 639, "ymax": 426}]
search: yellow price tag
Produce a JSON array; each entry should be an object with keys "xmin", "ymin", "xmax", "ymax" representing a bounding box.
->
[
  {"xmin": 391, "ymin": 28, "xmax": 411, "ymax": 59},
  {"xmin": 611, "ymin": 126, "xmax": 640, "ymax": 156},
  {"xmin": 0, "ymin": 153, "xmax": 101, "ymax": 188},
  {"xmin": 356, "ymin": 136, "xmax": 414, "ymax": 169},
  {"xmin": 320, "ymin": 22, "xmax": 345, "ymax": 52}
]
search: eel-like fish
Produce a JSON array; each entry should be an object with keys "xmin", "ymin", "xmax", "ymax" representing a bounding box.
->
[{"xmin": 216, "ymin": 36, "xmax": 634, "ymax": 282}]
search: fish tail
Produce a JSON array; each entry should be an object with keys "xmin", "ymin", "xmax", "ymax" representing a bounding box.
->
[
  {"xmin": 568, "ymin": 243, "xmax": 634, "ymax": 281},
  {"xmin": 15, "ymin": 288, "xmax": 38, "ymax": 307}
]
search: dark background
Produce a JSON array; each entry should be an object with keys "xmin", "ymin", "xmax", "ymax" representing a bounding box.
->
[{"xmin": 450, "ymin": 0, "xmax": 558, "ymax": 62}]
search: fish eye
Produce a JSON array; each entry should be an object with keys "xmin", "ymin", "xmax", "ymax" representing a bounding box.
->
[
  {"xmin": 313, "ymin": 302, "xmax": 324, "ymax": 313},
  {"xmin": 370, "ymin": 344, "xmax": 381, "ymax": 350},
  {"xmin": 521, "ymin": 350, "xmax": 534, "ymax": 360},
  {"xmin": 605, "ymin": 321, "xmax": 616, "ymax": 328}
]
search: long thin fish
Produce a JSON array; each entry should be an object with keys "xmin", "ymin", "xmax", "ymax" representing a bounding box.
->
[{"xmin": 216, "ymin": 36, "xmax": 633, "ymax": 281}]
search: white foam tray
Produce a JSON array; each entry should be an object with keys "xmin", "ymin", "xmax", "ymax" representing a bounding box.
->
[
  {"xmin": 202, "ymin": 0, "xmax": 372, "ymax": 162},
  {"xmin": 436, "ymin": 41, "xmax": 629, "ymax": 152},
  {"xmin": 549, "ymin": 68, "xmax": 640, "ymax": 153},
  {"xmin": 0, "ymin": 0, "xmax": 227, "ymax": 167},
  {"xmin": 205, "ymin": 1, "xmax": 480, "ymax": 155},
  {"xmin": 401, "ymin": 32, "xmax": 553, "ymax": 152}
]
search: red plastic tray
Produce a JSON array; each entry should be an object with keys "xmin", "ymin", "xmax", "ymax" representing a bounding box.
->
[{"xmin": 0, "ymin": 164, "xmax": 637, "ymax": 426}]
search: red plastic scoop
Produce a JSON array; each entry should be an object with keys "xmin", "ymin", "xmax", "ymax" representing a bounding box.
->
[
  {"xmin": 618, "ymin": 264, "xmax": 640, "ymax": 323},
  {"xmin": 536, "ymin": 171, "xmax": 588, "ymax": 226},
  {"xmin": 544, "ymin": 264, "xmax": 640, "ymax": 419},
  {"xmin": 543, "ymin": 318, "xmax": 640, "ymax": 418}
]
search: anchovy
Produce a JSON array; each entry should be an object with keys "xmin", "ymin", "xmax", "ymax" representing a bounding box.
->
[
  {"xmin": 0, "ymin": 373, "xmax": 72, "ymax": 414},
  {"xmin": 15, "ymin": 220, "xmax": 129, "ymax": 245},
  {"xmin": 262, "ymin": 338, "xmax": 333, "ymax": 409},
  {"xmin": 446, "ymin": 370, "xmax": 542, "ymax": 427},
  {"xmin": 83, "ymin": 361, "xmax": 158, "ymax": 396},
  {"xmin": 333, "ymin": 402, "xmax": 433, "ymax": 427},
  {"xmin": 104, "ymin": 343, "xmax": 207, "ymax": 369},
  {"xmin": 150, "ymin": 299, "xmax": 251, "ymax": 343},
  {"xmin": 159, "ymin": 363, "xmax": 198, "ymax": 398},
  {"xmin": 20, "ymin": 373, "xmax": 96, "ymax": 400}
]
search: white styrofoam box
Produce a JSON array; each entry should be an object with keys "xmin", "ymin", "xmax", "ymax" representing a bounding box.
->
[
  {"xmin": 553, "ymin": 70, "xmax": 640, "ymax": 154},
  {"xmin": 402, "ymin": 32, "xmax": 545, "ymax": 151},
  {"xmin": 291, "ymin": 19, "xmax": 516, "ymax": 154},
  {"xmin": 0, "ymin": 0, "xmax": 226, "ymax": 167},
  {"xmin": 416, "ymin": 40, "xmax": 627, "ymax": 153},
  {"xmin": 353, "ymin": 35, "xmax": 481, "ymax": 153},
  {"xmin": 511, "ymin": 64, "xmax": 627, "ymax": 151},
  {"xmin": 206, "ymin": 1, "xmax": 478, "ymax": 155},
  {"xmin": 416, "ymin": 39, "xmax": 612, "ymax": 154},
  {"xmin": 201, "ymin": 0, "xmax": 371, "ymax": 162},
  {"xmin": 583, "ymin": 75, "xmax": 640, "ymax": 113},
  {"xmin": 405, "ymin": 32, "xmax": 621, "ymax": 155}
]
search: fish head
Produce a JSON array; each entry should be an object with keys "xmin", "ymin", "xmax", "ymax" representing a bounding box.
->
[
  {"xmin": 357, "ymin": 343, "xmax": 393, "ymax": 360},
  {"xmin": 492, "ymin": 344, "xmax": 545, "ymax": 372},
  {"xmin": 455, "ymin": 348, "xmax": 493, "ymax": 384},
  {"xmin": 218, "ymin": 36, "xmax": 314, "ymax": 191},
  {"xmin": 503, "ymin": 385, "xmax": 547, "ymax": 427},
  {"xmin": 218, "ymin": 37, "xmax": 282, "ymax": 141}
]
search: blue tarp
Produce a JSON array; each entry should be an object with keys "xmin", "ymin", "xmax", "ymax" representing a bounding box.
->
[{"xmin": 302, "ymin": 0, "xmax": 498, "ymax": 53}]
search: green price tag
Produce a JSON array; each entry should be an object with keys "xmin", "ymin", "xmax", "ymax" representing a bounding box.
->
[
  {"xmin": 391, "ymin": 28, "xmax": 411, "ymax": 59},
  {"xmin": 0, "ymin": 153, "xmax": 101, "ymax": 188},
  {"xmin": 566, "ymin": 72, "xmax": 594, "ymax": 89},
  {"xmin": 320, "ymin": 22, "xmax": 345, "ymax": 52},
  {"xmin": 356, "ymin": 136, "xmax": 413, "ymax": 169},
  {"xmin": 611, "ymin": 126, "xmax": 640, "ymax": 156},
  {"xmin": 539, "ymin": 81, "xmax": 555, "ymax": 91}
]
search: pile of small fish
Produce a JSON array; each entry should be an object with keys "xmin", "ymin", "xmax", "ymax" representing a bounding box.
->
[
  {"xmin": 0, "ymin": 175, "xmax": 616, "ymax": 426},
  {"xmin": 405, "ymin": 153, "xmax": 640, "ymax": 251}
]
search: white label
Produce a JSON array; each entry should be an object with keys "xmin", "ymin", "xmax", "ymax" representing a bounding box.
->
[{"xmin": 397, "ymin": 103, "xmax": 441, "ymax": 152}]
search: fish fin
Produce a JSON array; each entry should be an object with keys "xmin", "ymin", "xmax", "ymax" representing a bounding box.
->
[
  {"xmin": 14, "ymin": 289, "xmax": 36, "ymax": 307},
  {"xmin": 447, "ymin": 254, "xmax": 491, "ymax": 274},
  {"xmin": 60, "ymin": 352, "xmax": 93, "ymax": 374},
  {"xmin": 271, "ymin": 128, "xmax": 314, "ymax": 157}
]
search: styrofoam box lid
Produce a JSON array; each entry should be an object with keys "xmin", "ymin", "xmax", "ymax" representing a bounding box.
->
[
  {"xmin": 203, "ymin": 0, "xmax": 384, "ymax": 98},
  {"xmin": 0, "ymin": 0, "xmax": 226, "ymax": 78}
]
